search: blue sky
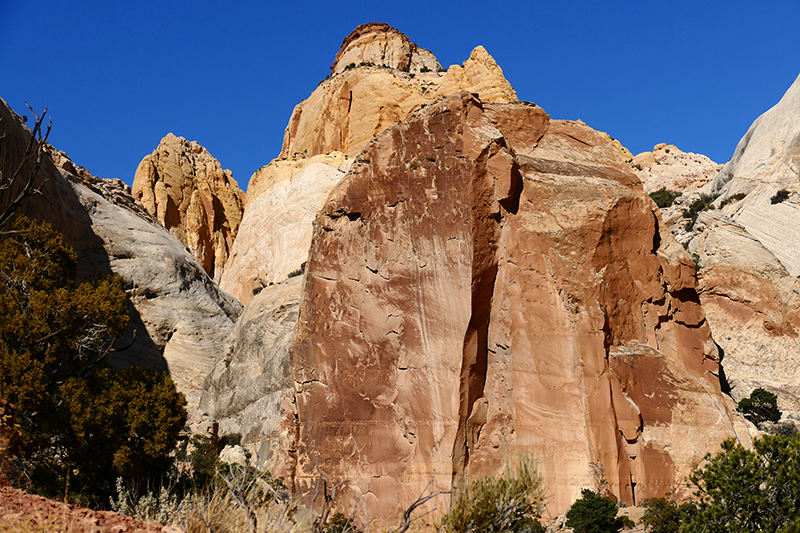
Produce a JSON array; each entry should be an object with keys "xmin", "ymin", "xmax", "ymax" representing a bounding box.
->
[{"xmin": 1, "ymin": 0, "xmax": 799, "ymax": 190}]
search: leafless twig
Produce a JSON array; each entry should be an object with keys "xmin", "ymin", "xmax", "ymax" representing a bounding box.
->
[{"xmin": 0, "ymin": 105, "xmax": 52, "ymax": 232}]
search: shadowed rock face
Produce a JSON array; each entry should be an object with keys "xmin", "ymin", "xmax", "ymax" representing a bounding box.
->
[
  {"xmin": 132, "ymin": 133, "xmax": 245, "ymax": 282},
  {"xmin": 282, "ymin": 93, "xmax": 741, "ymax": 523},
  {"xmin": 1, "ymin": 99, "xmax": 241, "ymax": 422}
]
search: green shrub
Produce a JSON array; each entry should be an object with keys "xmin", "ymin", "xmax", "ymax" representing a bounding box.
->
[
  {"xmin": 737, "ymin": 388, "xmax": 781, "ymax": 425},
  {"xmin": 719, "ymin": 192, "xmax": 747, "ymax": 209},
  {"xmin": 771, "ymin": 189, "xmax": 790, "ymax": 204},
  {"xmin": 0, "ymin": 216, "xmax": 187, "ymax": 506},
  {"xmin": 420, "ymin": 65, "xmax": 431, "ymax": 73},
  {"xmin": 681, "ymin": 434, "xmax": 800, "ymax": 532},
  {"xmin": 683, "ymin": 193, "xmax": 717, "ymax": 231},
  {"xmin": 565, "ymin": 489, "xmax": 625, "ymax": 533},
  {"xmin": 640, "ymin": 497, "xmax": 687, "ymax": 533},
  {"xmin": 442, "ymin": 458, "xmax": 546, "ymax": 533},
  {"xmin": 323, "ymin": 512, "xmax": 357, "ymax": 533},
  {"xmin": 649, "ymin": 188, "xmax": 681, "ymax": 208}
]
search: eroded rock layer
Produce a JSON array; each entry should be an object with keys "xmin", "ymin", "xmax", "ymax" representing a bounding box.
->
[
  {"xmin": 132, "ymin": 133, "xmax": 245, "ymax": 281},
  {"xmin": 283, "ymin": 93, "xmax": 741, "ymax": 523},
  {"xmin": 683, "ymin": 73, "xmax": 800, "ymax": 416},
  {"xmin": 280, "ymin": 27, "xmax": 517, "ymax": 161}
]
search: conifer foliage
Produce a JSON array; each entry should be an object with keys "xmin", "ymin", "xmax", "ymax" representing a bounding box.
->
[{"xmin": 0, "ymin": 216, "xmax": 186, "ymax": 506}]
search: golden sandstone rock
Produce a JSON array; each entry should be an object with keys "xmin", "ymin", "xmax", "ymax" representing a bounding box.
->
[{"xmin": 132, "ymin": 133, "xmax": 245, "ymax": 281}]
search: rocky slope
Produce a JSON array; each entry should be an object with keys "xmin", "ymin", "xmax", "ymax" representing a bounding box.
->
[
  {"xmin": 279, "ymin": 92, "xmax": 744, "ymax": 524},
  {"xmin": 132, "ymin": 133, "xmax": 245, "ymax": 282},
  {"xmin": 684, "ymin": 73, "xmax": 800, "ymax": 417},
  {"xmin": 1, "ymin": 98, "xmax": 241, "ymax": 422}
]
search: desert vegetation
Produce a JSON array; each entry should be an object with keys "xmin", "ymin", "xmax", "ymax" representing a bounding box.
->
[{"xmin": 649, "ymin": 188, "xmax": 681, "ymax": 208}]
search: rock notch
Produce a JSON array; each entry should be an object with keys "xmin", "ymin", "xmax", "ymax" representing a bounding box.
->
[{"xmin": 132, "ymin": 133, "xmax": 245, "ymax": 282}]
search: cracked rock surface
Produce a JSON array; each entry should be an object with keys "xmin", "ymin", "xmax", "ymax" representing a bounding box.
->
[{"xmin": 281, "ymin": 93, "xmax": 744, "ymax": 524}]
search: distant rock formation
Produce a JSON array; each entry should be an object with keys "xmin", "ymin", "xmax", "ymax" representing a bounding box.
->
[
  {"xmin": 685, "ymin": 73, "xmax": 800, "ymax": 418},
  {"xmin": 1, "ymin": 99, "xmax": 241, "ymax": 422},
  {"xmin": 633, "ymin": 143, "xmax": 722, "ymax": 194},
  {"xmin": 132, "ymin": 133, "xmax": 245, "ymax": 282},
  {"xmin": 280, "ymin": 23, "xmax": 517, "ymax": 161},
  {"xmin": 279, "ymin": 92, "xmax": 743, "ymax": 523},
  {"xmin": 330, "ymin": 22, "xmax": 442, "ymax": 75}
]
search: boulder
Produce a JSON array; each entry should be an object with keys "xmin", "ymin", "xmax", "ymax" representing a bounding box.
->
[
  {"xmin": 281, "ymin": 93, "xmax": 742, "ymax": 524},
  {"xmin": 132, "ymin": 133, "xmax": 245, "ymax": 282}
]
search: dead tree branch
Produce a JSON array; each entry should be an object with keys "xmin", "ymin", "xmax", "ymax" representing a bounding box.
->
[{"xmin": 0, "ymin": 105, "xmax": 52, "ymax": 231}]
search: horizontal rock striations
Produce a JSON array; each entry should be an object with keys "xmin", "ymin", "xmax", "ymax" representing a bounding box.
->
[
  {"xmin": 282, "ymin": 92, "xmax": 741, "ymax": 524},
  {"xmin": 132, "ymin": 133, "xmax": 245, "ymax": 282},
  {"xmin": 280, "ymin": 25, "xmax": 517, "ymax": 161}
]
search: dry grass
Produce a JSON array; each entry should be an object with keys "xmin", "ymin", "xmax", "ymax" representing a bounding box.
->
[{"xmin": 181, "ymin": 488, "xmax": 315, "ymax": 533}]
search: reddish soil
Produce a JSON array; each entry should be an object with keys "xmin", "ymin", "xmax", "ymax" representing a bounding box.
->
[{"xmin": 0, "ymin": 476, "xmax": 179, "ymax": 533}]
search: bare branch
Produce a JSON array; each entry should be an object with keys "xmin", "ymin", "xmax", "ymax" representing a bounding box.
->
[{"xmin": 0, "ymin": 105, "xmax": 52, "ymax": 232}]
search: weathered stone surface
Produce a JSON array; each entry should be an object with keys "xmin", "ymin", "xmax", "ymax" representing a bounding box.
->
[
  {"xmin": 1, "ymin": 99, "xmax": 241, "ymax": 421},
  {"xmin": 280, "ymin": 25, "xmax": 517, "ymax": 161},
  {"xmin": 683, "ymin": 73, "xmax": 800, "ymax": 419},
  {"xmin": 219, "ymin": 153, "xmax": 350, "ymax": 304},
  {"xmin": 282, "ymin": 93, "xmax": 741, "ymax": 524},
  {"xmin": 633, "ymin": 143, "xmax": 721, "ymax": 194},
  {"xmin": 132, "ymin": 133, "xmax": 245, "ymax": 282},
  {"xmin": 331, "ymin": 23, "xmax": 442, "ymax": 75},
  {"xmin": 200, "ymin": 276, "xmax": 300, "ymax": 469}
]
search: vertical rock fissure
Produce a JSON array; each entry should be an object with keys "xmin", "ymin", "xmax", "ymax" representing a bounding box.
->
[{"xmin": 451, "ymin": 133, "xmax": 513, "ymax": 481}]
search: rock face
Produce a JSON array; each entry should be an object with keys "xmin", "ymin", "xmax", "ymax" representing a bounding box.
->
[
  {"xmin": 683, "ymin": 73, "xmax": 800, "ymax": 417},
  {"xmin": 222, "ymin": 24, "xmax": 517, "ymax": 304},
  {"xmin": 200, "ymin": 276, "xmax": 301, "ymax": 468},
  {"xmin": 633, "ymin": 143, "xmax": 722, "ymax": 194},
  {"xmin": 219, "ymin": 153, "xmax": 350, "ymax": 304},
  {"xmin": 283, "ymin": 93, "xmax": 741, "ymax": 524},
  {"xmin": 1, "ymin": 99, "xmax": 242, "ymax": 421},
  {"xmin": 132, "ymin": 133, "xmax": 245, "ymax": 282},
  {"xmin": 280, "ymin": 24, "xmax": 517, "ymax": 161},
  {"xmin": 331, "ymin": 22, "xmax": 442, "ymax": 75}
]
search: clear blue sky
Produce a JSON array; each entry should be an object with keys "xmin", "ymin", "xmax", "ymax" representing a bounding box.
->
[{"xmin": 2, "ymin": 0, "xmax": 799, "ymax": 190}]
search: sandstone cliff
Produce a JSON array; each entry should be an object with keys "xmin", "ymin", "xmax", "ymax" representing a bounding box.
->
[
  {"xmin": 220, "ymin": 24, "xmax": 518, "ymax": 305},
  {"xmin": 282, "ymin": 92, "xmax": 742, "ymax": 523},
  {"xmin": 280, "ymin": 23, "xmax": 517, "ymax": 161},
  {"xmin": 132, "ymin": 133, "xmax": 245, "ymax": 282},
  {"xmin": 219, "ymin": 153, "xmax": 351, "ymax": 304},
  {"xmin": 1, "ymin": 99, "xmax": 241, "ymax": 421},
  {"xmin": 683, "ymin": 73, "xmax": 800, "ymax": 417}
]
